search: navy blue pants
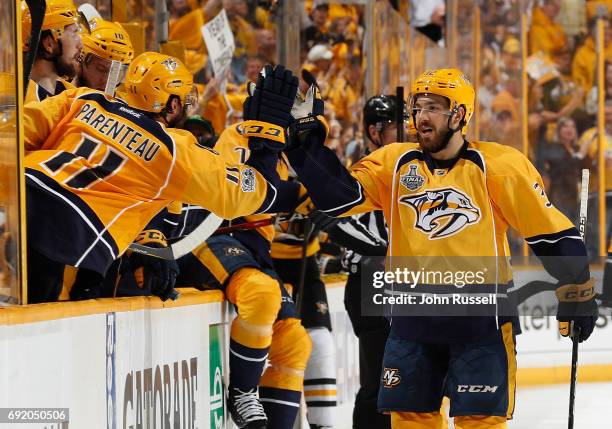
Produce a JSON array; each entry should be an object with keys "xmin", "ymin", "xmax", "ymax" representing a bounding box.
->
[{"xmin": 378, "ymin": 322, "xmax": 517, "ymax": 418}]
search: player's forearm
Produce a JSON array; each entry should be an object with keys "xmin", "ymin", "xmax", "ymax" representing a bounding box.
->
[
  {"xmin": 527, "ymin": 227, "xmax": 590, "ymax": 284},
  {"xmin": 245, "ymin": 149, "xmax": 301, "ymax": 214},
  {"xmin": 285, "ymin": 143, "xmax": 363, "ymax": 217}
]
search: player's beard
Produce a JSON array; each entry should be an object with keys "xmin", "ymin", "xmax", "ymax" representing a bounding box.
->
[
  {"xmin": 417, "ymin": 124, "xmax": 452, "ymax": 154},
  {"xmin": 54, "ymin": 53, "xmax": 80, "ymax": 79}
]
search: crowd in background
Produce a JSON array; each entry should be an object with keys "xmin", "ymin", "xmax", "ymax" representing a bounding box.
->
[
  {"xmin": 476, "ymin": 0, "xmax": 612, "ymax": 256},
  {"xmin": 161, "ymin": 0, "xmax": 368, "ymax": 166}
]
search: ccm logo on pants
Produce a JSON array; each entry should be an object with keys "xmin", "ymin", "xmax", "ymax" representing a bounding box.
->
[{"xmin": 457, "ymin": 385, "xmax": 498, "ymax": 393}]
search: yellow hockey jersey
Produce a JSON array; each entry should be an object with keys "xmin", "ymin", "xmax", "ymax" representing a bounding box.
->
[
  {"xmin": 342, "ymin": 141, "xmax": 574, "ymax": 262},
  {"xmin": 24, "ymin": 88, "xmax": 276, "ymax": 274},
  {"xmin": 25, "ymin": 78, "xmax": 74, "ymax": 104}
]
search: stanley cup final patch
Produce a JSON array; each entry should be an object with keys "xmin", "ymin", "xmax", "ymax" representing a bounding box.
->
[
  {"xmin": 400, "ymin": 165, "xmax": 425, "ymax": 191},
  {"xmin": 241, "ymin": 168, "xmax": 256, "ymax": 192}
]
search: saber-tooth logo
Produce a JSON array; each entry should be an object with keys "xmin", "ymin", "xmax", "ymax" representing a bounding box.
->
[
  {"xmin": 400, "ymin": 187, "xmax": 480, "ymax": 239},
  {"xmin": 457, "ymin": 385, "xmax": 499, "ymax": 393},
  {"xmin": 382, "ymin": 368, "xmax": 401, "ymax": 388}
]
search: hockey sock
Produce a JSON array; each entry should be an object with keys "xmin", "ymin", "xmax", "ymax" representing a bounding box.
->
[
  {"xmin": 260, "ymin": 387, "xmax": 302, "ymax": 429},
  {"xmin": 454, "ymin": 415, "xmax": 507, "ymax": 429},
  {"xmin": 260, "ymin": 318, "xmax": 312, "ymax": 428},
  {"xmin": 303, "ymin": 327, "xmax": 337, "ymax": 427},
  {"xmin": 229, "ymin": 336, "xmax": 269, "ymax": 389},
  {"xmin": 226, "ymin": 268, "xmax": 281, "ymax": 390},
  {"xmin": 391, "ymin": 411, "xmax": 446, "ymax": 429}
]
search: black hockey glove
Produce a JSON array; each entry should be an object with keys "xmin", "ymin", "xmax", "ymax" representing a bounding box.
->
[
  {"xmin": 309, "ymin": 209, "xmax": 341, "ymax": 233},
  {"xmin": 243, "ymin": 64, "xmax": 299, "ymax": 152},
  {"xmin": 130, "ymin": 230, "xmax": 180, "ymax": 302},
  {"xmin": 286, "ymin": 69, "xmax": 328, "ymax": 152},
  {"xmin": 556, "ymin": 278, "xmax": 598, "ymax": 342}
]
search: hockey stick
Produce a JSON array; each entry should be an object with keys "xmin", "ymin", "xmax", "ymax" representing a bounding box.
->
[
  {"xmin": 23, "ymin": 0, "xmax": 46, "ymax": 92},
  {"xmin": 565, "ymin": 168, "xmax": 589, "ymax": 429},
  {"xmin": 128, "ymin": 215, "xmax": 291, "ymax": 260},
  {"xmin": 295, "ymin": 219, "xmax": 314, "ymax": 314},
  {"xmin": 213, "ymin": 218, "xmax": 275, "ymax": 235},
  {"xmin": 129, "ymin": 213, "xmax": 223, "ymax": 260}
]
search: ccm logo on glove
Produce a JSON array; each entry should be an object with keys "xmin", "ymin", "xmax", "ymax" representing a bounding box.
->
[
  {"xmin": 240, "ymin": 120, "xmax": 285, "ymax": 143},
  {"xmin": 556, "ymin": 278, "xmax": 595, "ymax": 302}
]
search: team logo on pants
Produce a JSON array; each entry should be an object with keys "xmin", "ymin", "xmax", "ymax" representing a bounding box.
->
[
  {"xmin": 382, "ymin": 368, "xmax": 401, "ymax": 388},
  {"xmin": 399, "ymin": 187, "xmax": 480, "ymax": 239},
  {"xmin": 225, "ymin": 247, "xmax": 246, "ymax": 256}
]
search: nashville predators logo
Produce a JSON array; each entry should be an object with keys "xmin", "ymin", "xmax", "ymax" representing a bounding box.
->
[
  {"xmin": 382, "ymin": 368, "xmax": 401, "ymax": 388},
  {"xmin": 400, "ymin": 188, "xmax": 480, "ymax": 239},
  {"xmin": 225, "ymin": 247, "xmax": 246, "ymax": 256},
  {"xmin": 161, "ymin": 58, "xmax": 179, "ymax": 71}
]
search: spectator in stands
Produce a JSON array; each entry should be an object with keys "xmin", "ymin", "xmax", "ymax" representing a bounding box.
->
[
  {"xmin": 491, "ymin": 107, "xmax": 520, "ymax": 149},
  {"xmin": 167, "ymin": 0, "xmax": 222, "ymax": 77},
  {"xmin": 326, "ymin": 55, "xmax": 362, "ymax": 124},
  {"xmin": 546, "ymin": 46, "xmax": 590, "ymax": 132},
  {"xmin": 484, "ymin": 18, "xmax": 508, "ymax": 58},
  {"xmin": 325, "ymin": 117, "xmax": 343, "ymax": 160},
  {"xmin": 577, "ymin": 100, "xmax": 612, "ymax": 255},
  {"xmin": 527, "ymin": 53, "xmax": 586, "ymax": 149},
  {"xmin": 529, "ymin": 0, "xmax": 567, "ymax": 57},
  {"xmin": 255, "ymin": 28, "xmax": 277, "ymax": 66},
  {"xmin": 239, "ymin": 55, "xmax": 265, "ymax": 93},
  {"xmin": 304, "ymin": 1, "xmax": 330, "ymax": 49},
  {"xmin": 224, "ymin": 0, "xmax": 257, "ymax": 81},
  {"xmin": 557, "ymin": 0, "xmax": 587, "ymax": 48},
  {"xmin": 572, "ymin": 17, "xmax": 612, "ymax": 93},
  {"xmin": 410, "ymin": 0, "xmax": 445, "ymax": 44},
  {"xmin": 304, "ymin": 44, "xmax": 333, "ymax": 77},
  {"xmin": 498, "ymin": 36, "xmax": 522, "ymax": 83},
  {"xmin": 543, "ymin": 117, "xmax": 586, "ymax": 220},
  {"xmin": 492, "ymin": 77, "xmax": 520, "ymax": 127}
]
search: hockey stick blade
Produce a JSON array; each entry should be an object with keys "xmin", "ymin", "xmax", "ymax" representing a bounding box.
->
[
  {"xmin": 129, "ymin": 242, "xmax": 175, "ymax": 260},
  {"xmin": 128, "ymin": 213, "xmax": 223, "ymax": 260}
]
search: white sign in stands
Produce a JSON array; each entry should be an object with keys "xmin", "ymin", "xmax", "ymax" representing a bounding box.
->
[{"xmin": 201, "ymin": 9, "xmax": 235, "ymax": 79}]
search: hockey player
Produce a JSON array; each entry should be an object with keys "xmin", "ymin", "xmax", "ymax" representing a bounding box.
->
[
  {"xmin": 22, "ymin": 54, "xmax": 299, "ymax": 303},
  {"xmin": 74, "ymin": 17, "xmax": 133, "ymax": 94},
  {"xmin": 284, "ymin": 68, "xmax": 598, "ymax": 428},
  {"xmin": 22, "ymin": 0, "xmax": 83, "ymax": 102},
  {"xmin": 176, "ymin": 120, "xmax": 312, "ymax": 428},
  {"xmin": 59, "ymin": 16, "xmax": 136, "ymax": 300}
]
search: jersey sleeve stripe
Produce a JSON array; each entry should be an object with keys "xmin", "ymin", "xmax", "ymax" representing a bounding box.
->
[{"xmin": 525, "ymin": 228, "xmax": 581, "ymax": 244}]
